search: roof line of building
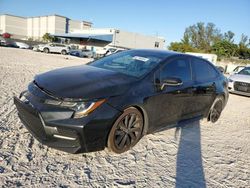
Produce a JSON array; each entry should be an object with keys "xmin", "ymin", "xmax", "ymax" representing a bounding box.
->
[{"xmin": 0, "ymin": 13, "xmax": 92, "ymax": 24}]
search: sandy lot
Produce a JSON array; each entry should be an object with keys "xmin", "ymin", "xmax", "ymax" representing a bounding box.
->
[{"xmin": 0, "ymin": 47, "xmax": 249, "ymax": 187}]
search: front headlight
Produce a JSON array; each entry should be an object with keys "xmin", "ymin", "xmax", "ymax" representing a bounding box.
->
[
  {"xmin": 73, "ymin": 99, "xmax": 106, "ymax": 118},
  {"xmin": 44, "ymin": 98, "xmax": 106, "ymax": 118}
]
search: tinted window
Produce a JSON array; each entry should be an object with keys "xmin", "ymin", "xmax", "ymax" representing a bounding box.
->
[
  {"xmin": 161, "ymin": 58, "xmax": 191, "ymax": 82},
  {"xmin": 192, "ymin": 58, "xmax": 218, "ymax": 81}
]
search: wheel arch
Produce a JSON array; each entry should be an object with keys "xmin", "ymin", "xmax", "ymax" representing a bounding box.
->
[
  {"xmin": 207, "ymin": 93, "xmax": 225, "ymax": 122},
  {"xmin": 126, "ymin": 104, "xmax": 149, "ymax": 136}
]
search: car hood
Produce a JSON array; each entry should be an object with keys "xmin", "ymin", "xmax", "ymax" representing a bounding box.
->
[
  {"xmin": 35, "ymin": 65, "xmax": 136, "ymax": 100},
  {"xmin": 229, "ymin": 74, "xmax": 250, "ymax": 83}
]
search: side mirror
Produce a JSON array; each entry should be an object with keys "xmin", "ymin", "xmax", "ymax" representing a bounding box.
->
[
  {"xmin": 216, "ymin": 66, "xmax": 225, "ymax": 73},
  {"xmin": 161, "ymin": 77, "xmax": 183, "ymax": 90}
]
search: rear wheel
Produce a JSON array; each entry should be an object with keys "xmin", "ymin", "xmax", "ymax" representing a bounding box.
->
[
  {"xmin": 107, "ymin": 107, "xmax": 143, "ymax": 154},
  {"xmin": 209, "ymin": 96, "xmax": 224, "ymax": 123},
  {"xmin": 61, "ymin": 50, "xmax": 67, "ymax": 55}
]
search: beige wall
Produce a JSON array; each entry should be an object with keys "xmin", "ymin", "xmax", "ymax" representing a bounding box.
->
[
  {"xmin": 0, "ymin": 15, "xmax": 27, "ymax": 39},
  {"xmin": 114, "ymin": 30, "xmax": 165, "ymax": 49},
  {"xmin": 0, "ymin": 14, "xmax": 92, "ymax": 40},
  {"xmin": 27, "ymin": 16, "xmax": 58, "ymax": 39},
  {"xmin": 54, "ymin": 16, "xmax": 66, "ymax": 34},
  {"xmin": 0, "ymin": 15, "xmax": 5, "ymax": 33},
  {"xmin": 71, "ymin": 28, "xmax": 165, "ymax": 49},
  {"xmin": 68, "ymin": 20, "xmax": 81, "ymax": 32}
]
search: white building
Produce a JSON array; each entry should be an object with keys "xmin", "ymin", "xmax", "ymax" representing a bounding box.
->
[
  {"xmin": 0, "ymin": 14, "xmax": 165, "ymax": 50},
  {"xmin": 53, "ymin": 28, "xmax": 165, "ymax": 50},
  {"xmin": 0, "ymin": 14, "xmax": 92, "ymax": 40},
  {"xmin": 70, "ymin": 28, "xmax": 165, "ymax": 49}
]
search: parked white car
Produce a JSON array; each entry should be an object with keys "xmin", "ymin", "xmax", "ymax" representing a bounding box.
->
[
  {"xmin": 230, "ymin": 66, "xmax": 245, "ymax": 75},
  {"xmin": 104, "ymin": 48, "xmax": 125, "ymax": 56},
  {"xmin": 15, "ymin": 42, "xmax": 30, "ymax": 49},
  {"xmin": 39, "ymin": 43, "xmax": 70, "ymax": 55},
  {"xmin": 228, "ymin": 66, "xmax": 250, "ymax": 96}
]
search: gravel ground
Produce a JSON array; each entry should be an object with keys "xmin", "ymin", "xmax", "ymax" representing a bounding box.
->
[{"xmin": 0, "ymin": 47, "xmax": 249, "ymax": 187}]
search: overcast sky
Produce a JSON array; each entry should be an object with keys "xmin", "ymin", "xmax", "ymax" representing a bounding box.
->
[{"xmin": 0, "ymin": 0, "xmax": 249, "ymax": 46}]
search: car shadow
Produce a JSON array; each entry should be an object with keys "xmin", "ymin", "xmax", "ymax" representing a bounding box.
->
[{"xmin": 175, "ymin": 119, "xmax": 206, "ymax": 188}]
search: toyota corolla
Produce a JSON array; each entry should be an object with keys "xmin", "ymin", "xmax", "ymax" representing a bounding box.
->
[{"xmin": 14, "ymin": 50, "xmax": 229, "ymax": 154}]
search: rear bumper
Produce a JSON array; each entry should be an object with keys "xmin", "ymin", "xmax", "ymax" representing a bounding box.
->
[{"xmin": 14, "ymin": 96, "xmax": 121, "ymax": 153}]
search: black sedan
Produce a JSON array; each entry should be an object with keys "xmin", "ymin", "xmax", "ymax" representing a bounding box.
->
[{"xmin": 14, "ymin": 50, "xmax": 229, "ymax": 154}]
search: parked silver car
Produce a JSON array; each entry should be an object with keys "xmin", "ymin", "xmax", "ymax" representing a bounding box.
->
[
  {"xmin": 39, "ymin": 43, "xmax": 70, "ymax": 55},
  {"xmin": 228, "ymin": 66, "xmax": 250, "ymax": 96}
]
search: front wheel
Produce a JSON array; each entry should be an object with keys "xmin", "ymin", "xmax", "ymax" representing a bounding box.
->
[
  {"xmin": 208, "ymin": 96, "xmax": 224, "ymax": 123},
  {"xmin": 107, "ymin": 107, "xmax": 143, "ymax": 154},
  {"xmin": 44, "ymin": 48, "xmax": 49, "ymax": 53}
]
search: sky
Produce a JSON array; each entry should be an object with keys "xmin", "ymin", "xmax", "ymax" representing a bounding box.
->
[{"xmin": 0, "ymin": 0, "xmax": 249, "ymax": 46}]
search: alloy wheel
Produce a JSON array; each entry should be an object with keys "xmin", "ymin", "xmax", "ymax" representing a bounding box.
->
[
  {"xmin": 108, "ymin": 108, "xmax": 143, "ymax": 153},
  {"xmin": 210, "ymin": 100, "xmax": 223, "ymax": 123}
]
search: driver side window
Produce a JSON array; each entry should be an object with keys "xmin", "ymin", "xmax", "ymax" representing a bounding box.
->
[{"xmin": 161, "ymin": 58, "xmax": 191, "ymax": 82}]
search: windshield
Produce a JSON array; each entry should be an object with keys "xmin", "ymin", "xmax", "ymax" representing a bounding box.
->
[
  {"xmin": 238, "ymin": 67, "xmax": 250, "ymax": 76},
  {"xmin": 89, "ymin": 50, "xmax": 167, "ymax": 78}
]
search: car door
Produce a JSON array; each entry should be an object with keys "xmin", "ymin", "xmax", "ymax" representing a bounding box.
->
[
  {"xmin": 145, "ymin": 56, "xmax": 194, "ymax": 133},
  {"xmin": 55, "ymin": 44, "xmax": 62, "ymax": 53},
  {"xmin": 191, "ymin": 57, "xmax": 218, "ymax": 116},
  {"xmin": 49, "ymin": 44, "xmax": 56, "ymax": 53}
]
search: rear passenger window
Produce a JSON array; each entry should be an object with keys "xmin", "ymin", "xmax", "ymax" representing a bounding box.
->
[
  {"xmin": 192, "ymin": 58, "xmax": 218, "ymax": 81},
  {"xmin": 161, "ymin": 58, "xmax": 191, "ymax": 82}
]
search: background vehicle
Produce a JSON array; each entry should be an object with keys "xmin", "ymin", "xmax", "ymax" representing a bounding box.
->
[
  {"xmin": 216, "ymin": 66, "xmax": 225, "ymax": 73},
  {"xmin": 104, "ymin": 48, "xmax": 125, "ymax": 56},
  {"xmin": 15, "ymin": 42, "xmax": 30, "ymax": 49},
  {"xmin": 69, "ymin": 49, "xmax": 94, "ymax": 58},
  {"xmin": 228, "ymin": 66, "xmax": 250, "ymax": 96},
  {"xmin": 230, "ymin": 66, "xmax": 245, "ymax": 75},
  {"xmin": 39, "ymin": 43, "xmax": 70, "ymax": 55},
  {"xmin": 0, "ymin": 37, "xmax": 18, "ymax": 48},
  {"xmin": 14, "ymin": 50, "xmax": 228, "ymax": 154}
]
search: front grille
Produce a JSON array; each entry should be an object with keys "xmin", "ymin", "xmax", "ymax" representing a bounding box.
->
[
  {"xmin": 14, "ymin": 97, "xmax": 47, "ymax": 141},
  {"xmin": 234, "ymin": 81, "xmax": 250, "ymax": 93}
]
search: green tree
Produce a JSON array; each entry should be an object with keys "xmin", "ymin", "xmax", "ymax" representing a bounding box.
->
[
  {"xmin": 183, "ymin": 22, "xmax": 222, "ymax": 52},
  {"xmin": 224, "ymin": 31, "xmax": 235, "ymax": 43},
  {"xmin": 212, "ymin": 40, "xmax": 238, "ymax": 58},
  {"xmin": 238, "ymin": 34, "xmax": 250, "ymax": 59},
  {"xmin": 42, "ymin": 33, "xmax": 54, "ymax": 42},
  {"xmin": 168, "ymin": 42, "xmax": 197, "ymax": 53},
  {"xmin": 239, "ymin": 34, "xmax": 249, "ymax": 48}
]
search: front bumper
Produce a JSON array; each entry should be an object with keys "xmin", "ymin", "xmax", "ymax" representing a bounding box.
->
[
  {"xmin": 228, "ymin": 81, "xmax": 250, "ymax": 97},
  {"xmin": 14, "ymin": 96, "xmax": 121, "ymax": 153}
]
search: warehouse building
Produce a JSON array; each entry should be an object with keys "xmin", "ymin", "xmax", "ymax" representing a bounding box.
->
[
  {"xmin": 53, "ymin": 28, "xmax": 165, "ymax": 49},
  {"xmin": 0, "ymin": 14, "xmax": 165, "ymax": 50},
  {"xmin": 0, "ymin": 14, "xmax": 92, "ymax": 40}
]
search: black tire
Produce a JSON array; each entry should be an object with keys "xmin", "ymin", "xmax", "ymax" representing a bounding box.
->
[
  {"xmin": 107, "ymin": 107, "xmax": 143, "ymax": 154},
  {"xmin": 208, "ymin": 96, "xmax": 224, "ymax": 123},
  {"xmin": 44, "ymin": 48, "xmax": 49, "ymax": 53},
  {"xmin": 61, "ymin": 50, "xmax": 67, "ymax": 55}
]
